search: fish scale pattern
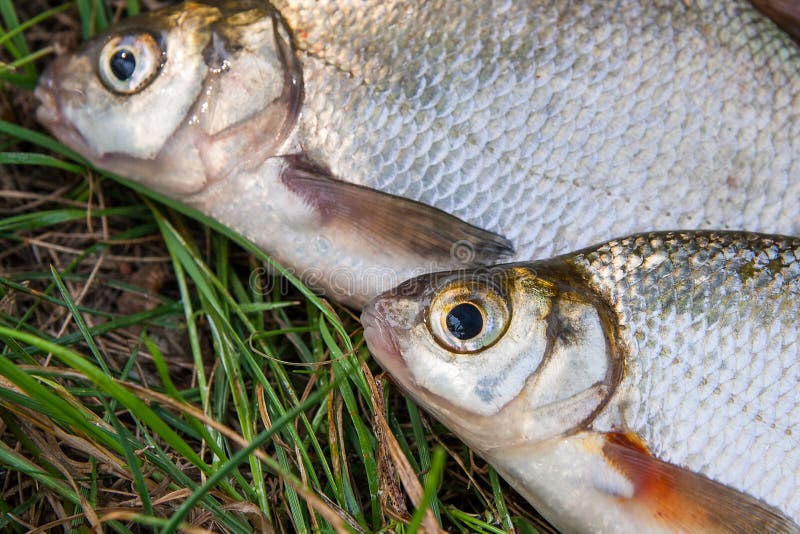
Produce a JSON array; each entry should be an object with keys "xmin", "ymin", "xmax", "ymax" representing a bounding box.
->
[
  {"xmin": 273, "ymin": 0, "xmax": 800, "ymax": 262},
  {"xmin": 573, "ymin": 231, "xmax": 800, "ymax": 522}
]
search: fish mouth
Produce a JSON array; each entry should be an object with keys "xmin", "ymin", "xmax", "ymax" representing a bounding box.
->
[
  {"xmin": 361, "ymin": 304, "xmax": 413, "ymax": 386},
  {"xmin": 34, "ymin": 66, "xmax": 95, "ymax": 160}
]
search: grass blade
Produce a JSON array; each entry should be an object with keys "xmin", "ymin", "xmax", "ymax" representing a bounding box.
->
[
  {"xmin": 407, "ymin": 447, "xmax": 446, "ymax": 533},
  {"xmin": 0, "ymin": 326, "xmax": 207, "ymax": 469},
  {"xmin": 0, "ymin": 2, "xmax": 71, "ymax": 49},
  {"xmin": 0, "ymin": 152, "xmax": 86, "ymax": 174}
]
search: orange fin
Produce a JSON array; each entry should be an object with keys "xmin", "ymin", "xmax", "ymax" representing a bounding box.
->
[
  {"xmin": 750, "ymin": 0, "xmax": 800, "ymax": 43},
  {"xmin": 602, "ymin": 432, "xmax": 798, "ymax": 533},
  {"xmin": 280, "ymin": 154, "xmax": 514, "ymax": 264}
]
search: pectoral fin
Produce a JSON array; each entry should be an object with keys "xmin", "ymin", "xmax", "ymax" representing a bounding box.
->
[
  {"xmin": 280, "ymin": 154, "xmax": 514, "ymax": 265},
  {"xmin": 602, "ymin": 432, "xmax": 798, "ymax": 533},
  {"xmin": 750, "ymin": 0, "xmax": 800, "ymax": 42}
]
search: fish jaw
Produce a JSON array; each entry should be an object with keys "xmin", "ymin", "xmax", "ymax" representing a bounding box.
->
[
  {"xmin": 361, "ymin": 305, "xmax": 414, "ymax": 394},
  {"xmin": 35, "ymin": 63, "xmax": 96, "ymax": 161}
]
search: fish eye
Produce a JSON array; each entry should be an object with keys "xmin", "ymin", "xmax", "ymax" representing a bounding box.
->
[
  {"xmin": 427, "ymin": 280, "xmax": 510, "ymax": 354},
  {"xmin": 446, "ymin": 302, "xmax": 484, "ymax": 340},
  {"xmin": 110, "ymin": 49, "xmax": 136, "ymax": 81},
  {"xmin": 98, "ymin": 32, "xmax": 164, "ymax": 94}
]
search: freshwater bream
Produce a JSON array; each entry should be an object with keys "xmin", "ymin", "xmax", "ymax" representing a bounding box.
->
[
  {"xmin": 35, "ymin": 0, "xmax": 800, "ymax": 306},
  {"xmin": 362, "ymin": 230, "xmax": 800, "ymax": 532}
]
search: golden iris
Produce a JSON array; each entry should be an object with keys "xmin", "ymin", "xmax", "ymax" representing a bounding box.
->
[
  {"xmin": 98, "ymin": 33, "xmax": 164, "ymax": 94},
  {"xmin": 427, "ymin": 280, "xmax": 510, "ymax": 354}
]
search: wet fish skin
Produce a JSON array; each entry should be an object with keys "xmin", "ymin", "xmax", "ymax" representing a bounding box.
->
[
  {"xmin": 270, "ymin": 0, "xmax": 800, "ymax": 251},
  {"xmin": 36, "ymin": 0, "xmax": 800, "ymax": 305},
  {"xmin": 362, "ymin": 231, "xmax": 800, "ymax": 532}
]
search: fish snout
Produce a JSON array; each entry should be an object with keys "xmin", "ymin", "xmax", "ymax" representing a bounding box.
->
[
  {"xmin": 361, "ymin": 301, "xmax": 413, "ymax": 383},
  {"xmin": 34, "ymin": 68, "xmax": 61, "ymax": 130},
  {"xmin": 35, "ymin": 50, "xmax": 95, "ymax": 122},
  {"xmin": 361, "ymin": 305, "xmax": 399, "ymax": 360},
  {"xmin": 34, "ymin": 58, "xmax": 95, "ymax": 158}
]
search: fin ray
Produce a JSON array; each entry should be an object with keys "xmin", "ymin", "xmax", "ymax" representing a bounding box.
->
[
  {"xmin": 280, "ymin": 154, "xmax": 514, "ymax": 265},
  {"xmin": 603, "ymin": 432, "xmax": 799, "ymax": 533}
]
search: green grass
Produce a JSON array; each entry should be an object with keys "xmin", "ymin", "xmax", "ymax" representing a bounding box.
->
[{"xmin": 0, "ymin": 1, "xmax": 550, "ymax": 532}]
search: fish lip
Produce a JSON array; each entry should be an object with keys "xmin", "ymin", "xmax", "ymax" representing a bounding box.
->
[
  {"xmin": 361, "ymin": 305, "xmax": 411, "ymax": 383},
  {"xmin": 34, "ymin": 66, "xmax": 95, "ymax": 159},
  {"xmin": 34, "ymin": 82, "xmax": 64, "ymax": 133}
]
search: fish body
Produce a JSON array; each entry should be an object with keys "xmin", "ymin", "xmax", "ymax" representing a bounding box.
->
[
  {"xmin": 362, "ymin": 230, "xmax": 800, "ymax": 532},
  {"xmin": 36, "ymin": 0, "xmax": 800, "ymax": 305}
]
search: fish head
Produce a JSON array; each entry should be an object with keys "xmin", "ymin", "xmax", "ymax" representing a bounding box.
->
[
  {"xmin": 362, "ymin": 264, "xmax": 620, "ymax": 451},
  {"xmin": 35, "ymin": 0, "xmax": 301, "ymax": 197}
]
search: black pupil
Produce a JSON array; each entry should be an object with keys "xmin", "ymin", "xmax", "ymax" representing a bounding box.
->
[
  {"xmin": 446, "ymin": 303, "xmax": 484, "ymax": 341},
  {"xmin": 110, "ymin": 49, "xmax": 136, "ymax": 81}
]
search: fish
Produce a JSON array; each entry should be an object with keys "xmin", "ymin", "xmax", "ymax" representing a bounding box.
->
[
  {"xmin": 35, "ymin": 0, "xmax": 800, "ymax": 306},
  {"xmin": 362, "ymin": 230, "xmax": 800, "ymax": 532}
]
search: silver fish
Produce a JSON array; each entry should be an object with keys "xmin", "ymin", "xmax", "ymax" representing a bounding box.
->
[
  {"xmin": 362, "ymin": 230, "xmax": 800, "ymax": 532},
  {"xmin": 35, "ymin": 0, "xmax": 800, "ymax": 306}
]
